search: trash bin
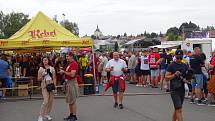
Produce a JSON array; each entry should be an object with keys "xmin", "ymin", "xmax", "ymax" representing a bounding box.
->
[{"xmin": 84, "ymin": 74, "xmax": 95, "ymax": 95}]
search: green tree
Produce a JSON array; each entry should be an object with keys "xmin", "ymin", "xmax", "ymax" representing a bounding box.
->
[
  {"xmin": 114, "ymin": 42, "xmax": 119, "ymax": 51},
  {"xmin": 123, "ymin": 32, "xmax": 127, "ymax": 37},
  {"xmin": 166, "ymin": 27, "xmax": 180, "ymax": 36},
  {"xmin": 159, "ymin": 31, "xmax": 163, "ymax": 37},
  {"xmin": 60, "ymin": 20, "xmax": 79, "ymax": 36},
  {"xmin": 91, "ymin": 35, "xmax": 96, "ymax": 39},
  {"xmin": 150, "ymin": 32, "xmax": 158, "ymax": 38},
  {"xmin": 179, "ymin": 21, "xmax": 199, "ymax": 38},
  {"xmin": 167, "ymin": 33, "xmax": 179, "ymax": 41},
  {"xmin": 117, "ymin": 35, "xmax": 120, "ymax": 39},
  {"xmin": 0, "ymin": 11, "xmax": 30, "ymax": 39},
  {"xmin": 144, "ymin": 31, "xmax": 147, "ymax": 36}
]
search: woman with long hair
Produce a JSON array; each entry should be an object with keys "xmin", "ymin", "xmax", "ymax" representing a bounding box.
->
[{"xmin": 37, "ymin": 57, "xmax": 57, "ymax": 121}]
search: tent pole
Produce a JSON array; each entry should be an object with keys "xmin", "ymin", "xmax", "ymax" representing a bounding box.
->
[{"xmin": 92, "ymin": 46, "xmax": 97, "ymax": 85}]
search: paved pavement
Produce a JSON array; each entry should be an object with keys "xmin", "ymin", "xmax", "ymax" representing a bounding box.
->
[{"xmin": 1, "ymin": 84, "xmax": 215, "ymax": 121}]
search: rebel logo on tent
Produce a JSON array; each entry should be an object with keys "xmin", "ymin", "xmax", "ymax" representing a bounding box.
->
[
  {"xmin": 21, "ymin": 39, "xmax": 31, "ymax": 45},
  {"xmin": 82, "ymin": 40, "xmax": 90, "ymax": 45},
  {"xmin": 0, "ymin": 41, "xmax": 8, "ymax": 46},
  {"xmin": 29, "ymin": 29, "xmax": 56, "ymax": 39}
]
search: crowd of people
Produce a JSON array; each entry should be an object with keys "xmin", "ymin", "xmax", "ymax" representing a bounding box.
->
[
  {"xmin": 1, "ymin": 46, "xmax": 215, "ymax": 121},
  {"xmin": 97, "ymin": 47, "xmax": 215, "ymax": 107}
]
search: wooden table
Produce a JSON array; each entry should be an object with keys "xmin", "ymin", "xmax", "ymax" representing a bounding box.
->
[{"xmin": 10, "ymin": 77, "xmax": 34, "ymax": 96}]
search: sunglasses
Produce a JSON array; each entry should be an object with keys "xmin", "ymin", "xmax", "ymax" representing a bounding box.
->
[{"xmin": 175, "ymin": 55, "xmax": 183, "ymax": 60}]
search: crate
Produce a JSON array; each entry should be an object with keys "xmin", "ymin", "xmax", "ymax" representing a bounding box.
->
[{"xmin": 18, "ymin": 84, "xmax": 28, "ymax": 96}]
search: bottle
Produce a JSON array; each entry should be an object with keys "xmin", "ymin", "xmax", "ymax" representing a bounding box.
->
[
  {"xmin": 17, "ymin": 67, "xmax": 20, "ymax": 77},
  {"xmin": 95, "ymin": 84, "xmax": 100, "ymax": 94},
  {"xmin": 15, "ymin": 67, "xmax": 18, "ymax": 77}
]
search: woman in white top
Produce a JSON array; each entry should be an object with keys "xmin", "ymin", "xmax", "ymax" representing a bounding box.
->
[
  {"xmin": 140, "ymin": 50, "xmax": 150, "ymax": 87},
  {"xmin": 37, "ymin": 57, "xmax": 57, "ymax": 121}
]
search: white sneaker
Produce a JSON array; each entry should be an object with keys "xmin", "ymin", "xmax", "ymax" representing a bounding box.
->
[
  {"xmin": 38, "ymin": 116, "xmax": 43, "ymax": 121},
  {"xmin": 45, "ymin": 115, "xmax": 52, "ymax": 121}
]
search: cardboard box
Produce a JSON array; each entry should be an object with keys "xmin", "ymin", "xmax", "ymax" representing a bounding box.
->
[{"xmin": 18, "ymin": 84, "xmax": 28, "ymax": 96}]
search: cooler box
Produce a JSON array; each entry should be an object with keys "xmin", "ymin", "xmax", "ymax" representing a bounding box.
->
[
  {"xmin": 18, "ymin": 84, "xmax": 28, "ymax": 96},
  {"xmin": 84, "ymin": 74, "xmax": 95, "ymax": 95}
]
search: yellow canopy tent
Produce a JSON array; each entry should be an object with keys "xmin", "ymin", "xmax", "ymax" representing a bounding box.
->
[{"xmin": 0, "ymin": 11, "xmax": 92, "ymax": 50}]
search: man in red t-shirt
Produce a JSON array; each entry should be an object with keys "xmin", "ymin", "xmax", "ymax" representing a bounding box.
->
[
  {"xmin": 60, "ymin": 53, "xmax": 79, "ymax": 121},
  {"xmin": 148, "ymin": 47, "xmax": 160, "ymax": 88}
]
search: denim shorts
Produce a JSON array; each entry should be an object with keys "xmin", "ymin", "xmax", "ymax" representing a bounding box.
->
[
  {"xmin": 150, "ymin": 69, "xmax": 159, "ymax": 77},
  {"xmin": 160, "ymin": 69, "xmax": 166, "ymax": 76},
  {"xmin": 194, "ymin": 74, "xmax": 204, "ymax": 89}
]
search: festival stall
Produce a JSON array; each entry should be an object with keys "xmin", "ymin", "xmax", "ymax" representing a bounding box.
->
[
  {"xmin": 0, "ymin": 11, "xmax": 96, "ymax": 96},
  {"xmin": 0, "ymin": 11, "xmax": 92, "ymax": 50}
]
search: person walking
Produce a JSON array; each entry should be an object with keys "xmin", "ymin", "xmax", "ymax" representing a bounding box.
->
[
  {"xmin": 37, "ymin": 57, "xmax": 57, "ymax": 121},
  {"xmin": 60, "ymin": 53, "xmax": 79, "ymax": 121},
  {"xmin": 0, "ymin": 54, "xmax": 13, "ymax": 99},
  {"xmin": 165, "ymin": 49, "xmax": 188, "ymax": 121},
  {"xmin": 105, "ymin": 52, "xmax": 127, "ymax": 109}
]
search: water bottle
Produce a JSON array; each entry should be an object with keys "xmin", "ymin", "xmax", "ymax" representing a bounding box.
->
[
  {"xmin": 17, "ymin": 67, "xmax": 20, "ymax": 77},
  {"xmin": 95, "ymin": 84, "xmax": 100, "ymax": 94},
  {"xmin": 15, "ymin": 67, "xmax": 18, "ymax": 77}
]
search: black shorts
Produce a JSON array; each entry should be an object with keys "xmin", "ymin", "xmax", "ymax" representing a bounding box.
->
[
  {"xmin": 187, "ymin": 83, "xmax": 192, "ymax": 92},
  {"xmin": 0, "ymin": 78, "xmax": 6, "ymax": 87},
  {"xmin": 170, "ymin": 90, "xmax": 185, "ymax": 110},
  {"xmin": 135, "ymin": 69, "xmax": 142, "ymax": 76},
  {"xmin": 141, "ymin": 70, "xmax": 150, "ymax": 76},
  {"xmin": 112, "ymin": 79, "xmax": 125, "ymax": 93}
]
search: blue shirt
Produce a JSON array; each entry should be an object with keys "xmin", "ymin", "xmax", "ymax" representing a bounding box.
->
[{"xmin": 0, "ymin": 59, "xmax": 9, "ymax": 78}]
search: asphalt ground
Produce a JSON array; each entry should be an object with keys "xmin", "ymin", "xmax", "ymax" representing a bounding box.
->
[{"xmin": 1, "ymin": 84, "xmax": 215, "ymax": 121}]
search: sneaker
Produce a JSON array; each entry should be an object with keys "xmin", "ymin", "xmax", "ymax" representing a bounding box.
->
[
  {"xmin": 197, "ymin": 100, "xmax": 206, "ymax": 106},
  {"xmin": 202, "ymin": 99, "xmax": 208, "ymax": 104},
  {"xmin": 208, "ymin": 102, "xmax": 215, "ymax": 107},
  {"xmin": 38, "ymin": 116, "xmax": 43, "ymax": 121},
  {"xmin": 136, "ymin": 84, "xmax": 139, "ymax": 87},
  {"xmin": 190, "ymin": 99, "xmax": 195, "ymax": 104},
  {"xmin": 64, "ymin": 116, "xmax": 76, "ymax": 121},
  {"xmin": 64, "ymin": 116, "xmax": 71, "ymax": 121},
  {"xmin": 44, "ymin": 115, "xmax": 52, "ymax": 121},
  {"xmin": 114, "ymin": 102, "xmax": 118, "ymax": 108},
  {"xmin": 119, "ymin": 104, "xmax": 124, "ymax": 109},
  {"xmin": 0, "ymin": 96, "xmax": 6, "ymax": 100}
]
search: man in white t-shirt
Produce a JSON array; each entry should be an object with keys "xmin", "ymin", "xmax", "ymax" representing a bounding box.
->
[
  {"xmin": 105, "ymin": 52, "xmax": 127, "ymax": 109},
  {"xmin": 140, "ymin": 50, "xmax": 150, "ymax": 86}
]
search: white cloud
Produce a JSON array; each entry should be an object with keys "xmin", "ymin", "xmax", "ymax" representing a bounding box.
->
[{"xmin": 0, "ymin": 0, "xmax": 215, "ymax": 36}]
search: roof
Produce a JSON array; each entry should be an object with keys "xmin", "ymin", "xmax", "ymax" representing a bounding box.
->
[
  {"xmin": 124, "ymin": 39, "xmax": 141, "ymax": 45},
  {"xmin": 150, "ymin": 44, "xmax": 179, "ymax": 49}
]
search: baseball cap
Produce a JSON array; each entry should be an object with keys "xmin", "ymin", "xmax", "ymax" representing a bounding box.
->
[{"xmin": 175, "ymin": 49, "xmax": 183, "ymax": 56}]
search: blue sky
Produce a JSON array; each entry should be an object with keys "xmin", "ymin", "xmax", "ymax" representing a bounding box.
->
[{"xmin": 0, "ymin": 0, "xmax": 214, "ymax": 36}]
